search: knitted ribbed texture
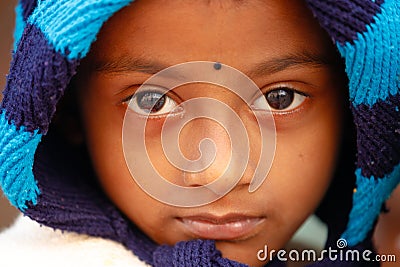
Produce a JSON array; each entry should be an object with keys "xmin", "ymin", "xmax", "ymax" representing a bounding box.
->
[
  {"xmin": 153, "ymin": 240, "xmax": 250, "ymax": 267},
  {"xmin": 351, "ymin": 100, "xmax": 400, "ymax": 179},
  {"xmin": 13, "ymin": 4, "xmax": 25, "ymax": 50},
  {"xmin": 13, "ymin": 0, "xmax": 37, "ymax": 49},
  {"xmin": 20, "ymin": 0, "xmax": 37, "ymax": 20},
  {"xmin": 306, "ymin": 0, "xmax": 400, "ymax": 246},
  {"xmin": 28, "ymin": 0, "xmax": 133, "ymax": 59},
  {"xmin": 0, "ymin": 0, "xmax": 399, "ymax": 266},
  {"xmin": 342, "ymin": 166, "xmax": 400, "ymax": 245},
  {"xmin": 304, "ymin": 0, "xmax": 384, "ymax": 45},
  {"xmin": 0, "ymin": 0, "xmax": 130, "ymax": 210},
  {"xmin": 336, "ymin": 0, "xmax": 399, "ymax": 107},
  {"xmin": 0, "ymin": 113, "xmax": 41, "ymax": 210},
  {"xmin": 1, "ymin": 25, "xmax": 79, "ymax": 133}
]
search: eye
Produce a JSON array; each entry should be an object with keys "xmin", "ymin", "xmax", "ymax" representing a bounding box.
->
[
  {"xmin": 128, "ymin": 86, "xmax": 178, "ymax": 116},
  {"xmin": 253, "ymin": 87, "xmax": 307, "ymax": 112}
]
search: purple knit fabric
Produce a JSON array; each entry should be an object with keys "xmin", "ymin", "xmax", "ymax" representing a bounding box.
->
[
  {"xmin": 153, "ymin": 240, "xmax": 247, "ymax": 267},
  {"xmin": 1, "ymin": 25, "xmax": 78, "ymax": 133},
  {"xmin": 351, "ymin": 94, "xmax": 400, "ymax": 178},
  {"xmin": 305, "ymin": 0, "xmax": 384, "ymax": 44},
  {"xmin": 20, "ymin": 0, "xmax": 37, "ymax": 20}
]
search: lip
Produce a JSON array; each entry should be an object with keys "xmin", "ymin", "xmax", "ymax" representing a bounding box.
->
[{"xmin": 178, "ymin": 213, "xmax": 265, "ymax": 240}]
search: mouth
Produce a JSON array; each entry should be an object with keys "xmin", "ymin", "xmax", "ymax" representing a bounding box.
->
[{"xmin": 178, "ymin": 213, "xmax": 265, "ymax": 241}]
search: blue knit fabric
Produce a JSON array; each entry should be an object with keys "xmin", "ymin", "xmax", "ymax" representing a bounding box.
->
[
  {"xmin": 13, "ymin": 3, "xmax": 25, "ymax": 50},
  {"xmin": 0, "ymin": 112, "xmax": 41, "ymax": 210},
  {"xmin": 341, "ymin": 165, "xmax": 400, "ymax": 245},
  {"xmin": 336, "ymin": 0, "xmax": 400, "ymax": 107},
  {"xmin": 332, "ymin": 0, "xmax": 400, "ymax": 246},
  {"xmin": 28, "ymin": 0, "xmax": 133, "ymax": 59}
]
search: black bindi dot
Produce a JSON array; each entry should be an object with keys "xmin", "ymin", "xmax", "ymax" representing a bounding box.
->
[{"xmin": 213, "ymin": 62, "xmax": 222, "ymax": 70}]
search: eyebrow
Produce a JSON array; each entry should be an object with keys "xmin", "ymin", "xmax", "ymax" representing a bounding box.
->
[
  {"xmin": 94, "ymin": 50, "xmax": 339, "ymax": 76},
  {"xmin": 247, "ymin": 50, "xmax": 339, "ymax": 77},
  {"xmin": 94, "ymin": 56, "xmax": 168, "ymax": 75}
]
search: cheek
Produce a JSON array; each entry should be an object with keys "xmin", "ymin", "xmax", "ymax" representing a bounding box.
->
[
  {"xmin": 80, "ymin": 92, "xmax": 124, "ymax": 180},
  {"xmin": 79, "ymin": 93, "xmax": 188, "ymax": 245},
  {"xmin": 263, "ymin": 104, "xmax": 341, "ymax": 243}
]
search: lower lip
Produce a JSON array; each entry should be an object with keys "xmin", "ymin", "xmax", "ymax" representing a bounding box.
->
[{"xmin": 179, "ymin": 217, "xmax": 265, "ymax": 240}]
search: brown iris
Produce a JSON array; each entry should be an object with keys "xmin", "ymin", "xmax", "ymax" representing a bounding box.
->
[{"xmin": 265, "ymin": 89, "xmax": 294, "ymax": 110}]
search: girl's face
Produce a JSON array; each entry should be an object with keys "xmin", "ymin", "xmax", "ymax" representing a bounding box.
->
[{"xmin": 77, "ymin": 0, "xmax": 346, "ymax": 265}]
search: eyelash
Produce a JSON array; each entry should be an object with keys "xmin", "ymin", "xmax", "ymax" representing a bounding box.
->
[
  {"xmin": 123, "ymin": 85, "xmax": 181, "ymax": 118},
  {"xmin": 254, "ymin": 86, "xmax": 309, "ymax": 114}
]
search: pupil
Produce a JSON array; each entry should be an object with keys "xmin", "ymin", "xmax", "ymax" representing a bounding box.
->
[
  {"xmin": 137, "ymin": 92, "xmax": 166, "ymax": 113},
  {"xmin": 266, "ymin": 89, "xmax": 294, "ymax": 110}
]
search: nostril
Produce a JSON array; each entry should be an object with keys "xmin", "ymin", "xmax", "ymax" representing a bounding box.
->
[
  {"xmin": 182, "ymin": 170, "xmax": 223, "ymax": 188},
  {"xmin": 183, "ymin": 171, "xmax": 208, "ymax": 187}
]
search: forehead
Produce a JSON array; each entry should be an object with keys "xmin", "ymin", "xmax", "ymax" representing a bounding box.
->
[{"xmin": 88, "ymin": 0, "xmax": 334, "ymax": 70}]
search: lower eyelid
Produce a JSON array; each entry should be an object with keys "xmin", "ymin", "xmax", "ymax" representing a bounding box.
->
[
  {"xmin": 252, "ymin": 94, "xmax": 310, "ymax": 116},
  {"xmin": 126, "ymin": 97, "xmax": 182, "ymax": 118},
  {"xmin": 129, "ymin": 109, "xmax": 185, "ymax": 121},
  {"xmin": 271, "ymin": 96, "xmax": 311, "ymax": 118}
]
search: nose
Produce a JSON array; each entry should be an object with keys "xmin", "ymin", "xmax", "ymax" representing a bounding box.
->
[
  {"xmin": 178, "ymin": 109, "xmax": 261, "ymax": 190},
  {"xmin": 179, "ymin": 117, "xmax": 231, "ymax": 186}
]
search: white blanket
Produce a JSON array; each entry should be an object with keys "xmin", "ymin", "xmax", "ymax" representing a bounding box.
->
[{"xmin": 0, "ymin": 215, "xmax": 150, "ymax": 267}]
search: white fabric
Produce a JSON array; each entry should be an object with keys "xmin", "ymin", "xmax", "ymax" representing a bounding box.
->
[{"xmin": 0, "ymin": 214, "xmax": 151, "ymax": 267}]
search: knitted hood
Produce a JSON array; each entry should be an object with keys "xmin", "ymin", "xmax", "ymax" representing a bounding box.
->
[{"xmin": 0, "ymin": 0, "xmax": 399, "ymax": 266}]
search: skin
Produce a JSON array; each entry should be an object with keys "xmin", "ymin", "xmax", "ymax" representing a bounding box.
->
[
  {"xmin": 374, "ymin": 186, "xmax": 400, "ymax": 267},
  {"xmin": 73, "ymin": 0, "xmax": 346, "ymax": 265}
]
